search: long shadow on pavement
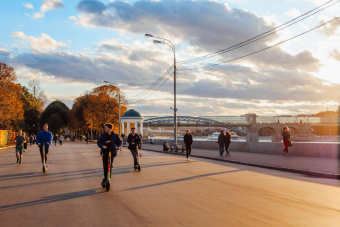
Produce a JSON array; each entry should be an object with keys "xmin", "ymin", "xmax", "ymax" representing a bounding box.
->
[
  {"xmin": 123, "ymin": 169, "xmax": 243, "ymax": 191},
  {"xmin": 0, "ymin": 189, "xmax": 103, "ymax": 211}
]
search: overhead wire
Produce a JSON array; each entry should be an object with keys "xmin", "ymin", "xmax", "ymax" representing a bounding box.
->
[
  {"xmin": 178, "ymin": 16, "xmax": 339, "ymax": 71},
  {"xmin": 126, "ymin": 65, "xmax": 174, "ymax": 100},
  {"xmin": 177, "ymin": 0, "xmax": 339, "ymax": 65}
]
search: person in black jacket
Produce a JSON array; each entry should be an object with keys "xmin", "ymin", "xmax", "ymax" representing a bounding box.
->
[
  {"xmin": 217, "ymin": 130, "xmax": 226, "ymax": 157},
  {"xmin": 282, "ymin": 126, "xmax": 291, "ymax": 156},
  {"xmin": 184, "ymin": 130, "xmax": 193, "ymax": 161},
  {"xmin": 127, "ymin": 127, "xmax": 141, "ymax": 169},
  {"xmin": 225, "ymin": 131, "xmax": 231, "ymax": 156},
  {"xmin": 97, "ymin": 123, "xmax": 122, "ymax": 185}
]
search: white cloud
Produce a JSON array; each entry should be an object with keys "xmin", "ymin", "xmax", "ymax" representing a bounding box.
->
[
  {"xmin": 23, "ymin": 2, "xmax": 34, "ymax": 9},
  {"xmin": 33, "ymin": 0, "xmax": 64, "ymax": 19},
  {"xmin": 12, "ymin": 31, "xmax": 67, "ymax": 53},
  {"xmin": 285, "ymin": 8, "xmax": 301, "ymax": 18}
]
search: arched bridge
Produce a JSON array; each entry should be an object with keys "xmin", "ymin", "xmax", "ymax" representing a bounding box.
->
[{"xmin": 143, "ymin": 116, "xmax": 249, "ymax": 135}]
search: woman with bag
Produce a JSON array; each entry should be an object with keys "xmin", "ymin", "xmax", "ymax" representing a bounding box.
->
[{"xmin": 282, "ymin": 126, "xmax": 291, "ymax": 156}]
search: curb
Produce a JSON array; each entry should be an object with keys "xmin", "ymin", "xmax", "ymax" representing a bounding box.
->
[
  {"xmin": 141, "ymin": 148, "xmax": 340, "ymax": 180},
  {"xmin": 0, "ymin": 145, "xmax": 15, "ymax": 150}
]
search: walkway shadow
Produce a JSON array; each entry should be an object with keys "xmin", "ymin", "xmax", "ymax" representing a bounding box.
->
[
  {"xmin": 0, "ymin": 189, "xmax": 103, "ymax": 211},
  {"xmin": 0, "ymin": 170, "xmax": 103, "ymax": 190},
  {"xmin": 123, "ymin": 169, "xmax": 242, "ymax": 191},
  {"xmin": 0, "ymin": 168, "xmax": 102, "ymax": 181}
]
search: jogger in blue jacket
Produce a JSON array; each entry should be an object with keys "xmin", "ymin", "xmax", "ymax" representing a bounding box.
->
[{"xmin": 36, "ymin": 123, "xmax": 52, "ymax": 164}]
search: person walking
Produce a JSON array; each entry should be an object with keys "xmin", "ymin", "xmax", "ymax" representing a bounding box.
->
[
  {"xmin": 36, "ymin": 124, "xmax": 52, "ymax": 167},
  {"xmin": 217, "ymin": 130, "xmax": 226, "ymax": 157},
  {"xmin": 282, "ymin": 126, "xmax": 291, "ymax": 156},
  {"xmin": 97, "ymin": 123, "xmax": 122, "ymax": 186},
  {"xmin": 53, "ymin": 134, "xmax": 58, "ymax": 146},
  {"xmin": 23, "ymin": 135, "xmax": 28, "ymax": 152},
  {"xmin": 127, "ymin": 127, "xmax": 141, "ymax": 170},
  {"xmin": 15, "ymin": 130, "xmax": 26, "ymax": 165},
  {"xmin": 225, "ymin": 131, "xmax": 231, "ymax": 156},
  {"xmin": 184, "ymin": 129, "xmax": 193, "ymax": 161},
  {"xmin": 59, "ymin": 134, "xmax": 64, "ymax": 145},
  {"xmin": 29, "ymin": 135, "xmax": 33, "ymax": 146}
]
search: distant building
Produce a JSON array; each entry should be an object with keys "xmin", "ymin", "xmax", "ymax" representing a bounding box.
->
[{"xmin": 312, "ymin": 106, "xmax": 339, "ymax": 117}]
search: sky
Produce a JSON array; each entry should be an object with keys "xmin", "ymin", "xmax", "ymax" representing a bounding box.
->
[{"xmin": 0, "ymin": 0, "xmax": 340, "ymax": 117}]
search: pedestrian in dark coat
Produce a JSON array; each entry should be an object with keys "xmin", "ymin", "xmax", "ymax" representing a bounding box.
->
[
  {"xmin": 225, "ymin": 131, "xmax": 231, "ymax": 156},
  {"xmin": 184, "ymin": 129, "xmax": 193, "ymax": 160},
  {"xmin": 217, "ymin": 130, "xmax": 226, "ymax": 156}
]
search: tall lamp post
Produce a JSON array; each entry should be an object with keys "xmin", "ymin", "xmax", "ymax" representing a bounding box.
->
[
  {"xmin": 145, "ymin": 33, "xmax": 178, "ymax": 150},
  {"xmin": 104, "ymin": 81, "xmax": 121, "ymax": 136}
]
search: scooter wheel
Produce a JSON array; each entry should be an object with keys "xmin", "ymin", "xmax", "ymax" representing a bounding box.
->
[
  {"xmin": 106, "ymin": 181, "xmax": 110, "ymax": 191},
  {"xmin": 138, "ymin": 165, "xmax": 141, "ymax": 172},
  {"xmin": 43, "ymin": 166, "xmax": 46, "ymax": 173},
  {"xmin": 101, "ymin": 182, "xmax": 106, "ymax": 188}
]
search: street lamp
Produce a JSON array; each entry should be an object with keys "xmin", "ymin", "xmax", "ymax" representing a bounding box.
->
[
  {"xmin": 104, "ymin": 81, "xmax": 121, "ymax": 136},
  {"xmin": 145, "ymin": 33, "xmax": 178, "ymax": 150}
]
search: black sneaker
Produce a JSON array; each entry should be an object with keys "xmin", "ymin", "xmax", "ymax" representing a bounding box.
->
[
  {"xmin": 19, "ymin": 160, "xmax": 22, "ymax": 165},
  {"xmin": 17, "ymin": 158, "xmax": 19, "ymax": 164}
]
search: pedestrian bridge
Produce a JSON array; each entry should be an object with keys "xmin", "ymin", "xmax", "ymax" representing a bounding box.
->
[{"xmin": 143, "ymin": 115, "xmax": 340, "ymax": 141}]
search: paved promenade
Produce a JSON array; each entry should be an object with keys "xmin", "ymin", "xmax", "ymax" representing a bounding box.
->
[
  {"xmin": 1, "ymin": 142, "xmax": 340, "ymax": 226},
  {"xmin": 141, "ymin": 144, "xmax": 340, "ymax": 177}
]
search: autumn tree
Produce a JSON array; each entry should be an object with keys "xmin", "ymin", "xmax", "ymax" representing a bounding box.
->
[
  {"xmin": 83, "ymin": 85, "xmax": 127, "ymax": 132},
  {"xmin": 0, "ymin": 62, "xmax": 24, "ymax": 130},
  {"xmin": 68, "ymin": 93, "xmax": 90, "ymax": 133},
  {"xmin": 41, "ymin": 100, "xmax": 69, "ymax": 134}
]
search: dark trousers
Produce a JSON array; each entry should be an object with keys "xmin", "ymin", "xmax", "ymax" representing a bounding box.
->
[
  {"xmin": 102, "ymin": 149, "xmax": 117, "ymax": 180},
  {"xmin": 185, "ymin": 144, "xmax": 192, "ymax": 158},
  {"xmin": 39, "ymin": 146, "xmax": 49, "ymax": 164},
  {"xmin": 219, "ymin": 143, "xmax": 224, "ymax": 155},
  {"xmin": 130, "ymin": 149, "xmax": 138, "ymax": 166},
  {"xmin": 225, "ymin": 142, "xmax": 231, "ymax": 154}
]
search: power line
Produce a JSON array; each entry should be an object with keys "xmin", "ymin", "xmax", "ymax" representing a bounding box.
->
[
  {"xmin": 178, "ymin": 16, "xmax": 339, "ymax": 71},
  {"xmin": 126, "ymin": 65, "xmax": 174, "ymax": 100},
  {"xmin": 177, "ymin": 0, "xmax": 338, "ymax": 65},
  {"xmin": 128, "ymin": 71, "xmax": 174, "ymax": 104}
]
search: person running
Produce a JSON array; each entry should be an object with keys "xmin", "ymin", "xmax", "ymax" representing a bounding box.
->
[
  {"xmin": 53, "ymin": 134, "xmax": 58, "ymax": 146},
  {"xmin": 15, "ymin": 130, "xmax": 26, "ymax": 165},
  {"xmin": 127, "ymin": 127, "xmax": 141, "ymax": 169},
  {"xmin": 97, "ymin": 123, "xmax": 122, "ymax": 186},
  {"xmin": 36, "ymin": 123, "xmax": 52, "ymax": 167},
  {"xmin": 217, "ymin": 130, "xmax": 226, "ymax": 157},
  {"xmin": 225, "ymin": 131, "xmax": 231, "ymax": 156},
  {"xmin": 282, "ymin": 126, "xmax": 291, "ymax": 156},
  {"xmin": 184, "ymin": 129, "xmax": 193, "ymax": 161}
]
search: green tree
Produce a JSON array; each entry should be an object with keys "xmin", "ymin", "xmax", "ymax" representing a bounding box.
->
[{"xmin": 41, "ymin": 100, "xmax": 69, "ymax": 134}]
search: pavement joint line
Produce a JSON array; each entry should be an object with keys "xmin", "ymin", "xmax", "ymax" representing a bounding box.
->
[{"xmin": 141, "ymin": 147, "xmax": 340, "ymax": 180}]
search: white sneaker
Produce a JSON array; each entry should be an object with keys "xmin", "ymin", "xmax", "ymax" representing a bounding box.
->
[{"xmin": 186, "ymin": 158, "xmax": 189, "ymax": 161}]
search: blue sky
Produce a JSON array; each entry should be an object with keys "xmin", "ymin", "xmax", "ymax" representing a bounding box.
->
[{"xmin": 0, "ymin": 0, "xmax": 340, "ymax": 116}]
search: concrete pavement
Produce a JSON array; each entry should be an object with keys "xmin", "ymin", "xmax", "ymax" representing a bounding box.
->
[{"xmin": 1, "ymin": 142, "xmax": 340, "ymax": 226}]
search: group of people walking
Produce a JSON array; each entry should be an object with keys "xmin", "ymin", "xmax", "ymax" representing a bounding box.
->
[{"xmin": 53, "ymin": 134, "xmax": 64, "ymax": 146}]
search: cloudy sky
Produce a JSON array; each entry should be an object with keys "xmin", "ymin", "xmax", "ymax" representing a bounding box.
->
[{"xmin": 0, "ymin": 0, "xmax": 339, "ymax": 117}]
